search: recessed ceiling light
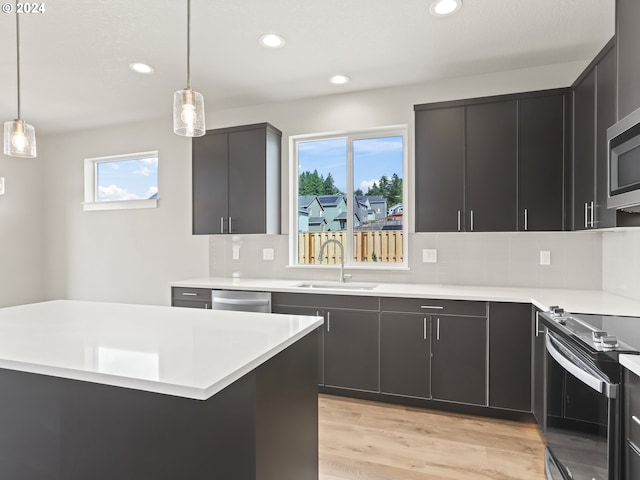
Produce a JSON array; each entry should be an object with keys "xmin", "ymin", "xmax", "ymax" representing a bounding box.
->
[
  {"xmin": 430, "ymin": 0, "xmax": 462, "ymax": 16},
  {"xmin": 129, "ymin": 62, "xmax": 155, "ymax": 74},
  {"xmin": 259, "ymin": 33, "xmax": 286, "ymax": 48},
  {"xmin": 329, "ymin": 74, "xmax": 350, "ymax": 85}
]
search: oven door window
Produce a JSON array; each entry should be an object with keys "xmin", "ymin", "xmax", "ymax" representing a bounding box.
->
[{"xmin": 545, "ymin": 340, "xmax": 614, "ymax": 480}]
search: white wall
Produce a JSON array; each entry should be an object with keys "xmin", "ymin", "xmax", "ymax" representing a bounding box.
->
[
  {"xmin": 41, "ymin": 118, "xmax": 209, "ymax": 305},
  {"xmin": 0, "ymin": 153, "xmax": 45, "ymax": 307}
]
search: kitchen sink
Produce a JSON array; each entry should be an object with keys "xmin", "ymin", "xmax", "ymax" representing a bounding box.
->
[{"xmin": 293, "ymin": 281, "xmax": 378, "ymax": 291}]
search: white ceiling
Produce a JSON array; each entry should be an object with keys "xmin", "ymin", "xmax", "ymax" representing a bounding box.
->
[{"xmin": 0, "ymin": 0, "xmax": 615, "ymax": 135}]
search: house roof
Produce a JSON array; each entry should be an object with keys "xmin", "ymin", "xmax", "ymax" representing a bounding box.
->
[{"xmin": 318, "ymin": 195, "xmax": 346, "ymax": 207}]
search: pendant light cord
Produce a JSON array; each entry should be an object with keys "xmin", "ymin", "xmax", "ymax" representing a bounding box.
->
[
  {"xmin": 186, "ymin": 0, "xmax": 191, "ymax": 90},
  {"xmin": 15, "ymin": 1, "xmax": 21, "ymax": 119}
]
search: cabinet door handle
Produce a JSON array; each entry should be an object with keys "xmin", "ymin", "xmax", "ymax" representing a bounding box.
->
[
  {"xmin": 228, "ymin": 216, "xmax": 232, "ymax": 233},
  {"xmin": 182, "ymin": 292, "xmax": 198, "ymax": 296},
  {"xmin": 457, "ymin": 210, "xmax": 461, "ymax": 232},
  {"xmin": 584, "ymin": 202, "xmax": 588, "ymax": 229},
  {"xmin": 326, "ymin": 311, "xmax": 330, "ymax": 332},
  {"xmin": 524, "ymin": 208, "xmax": 528, "ymax": 231},
  {"xmin": 535, "ymin": 311, "xmax": 545, "ymax": 337},
  {"xmin": 421, "ymin": 305, "xmax": 444, "ymax": 310},
  {"xmin": 423, "ymin": 317, "xmax": 427, "ymax": 340},
  {"xmin": 220, "ymin": 217, "xmax": 225, "ymax": 233},
  {"xmin": 590, "ymin": 201, "xmax": 595, "ymax": 228},
  {"xmin": 204, "ymin": 303, "xmax": 209, "ymax": 309},
  {"xmin": 436, "ymin": 317, "xmax": 440, "ymax": 340},
  {"xmin": 633, "ymin": 415, "xmax": 640, "ymax": 427},
  {"xmin": 470, "ymin": 210, "xmax": 474, "ymax": 232}
]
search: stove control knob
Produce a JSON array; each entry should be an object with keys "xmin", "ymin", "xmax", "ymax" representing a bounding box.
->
[
  {"xmin": 601, "ymin": 336, "xmax": 619, "ymax": 348},
  {"xmin": 551, "ymin": 307, "xmax": 565, "ymax": 316}
]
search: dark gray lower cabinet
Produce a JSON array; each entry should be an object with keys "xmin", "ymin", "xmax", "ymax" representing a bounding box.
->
[
  {"xmin": 488, "ymin": 302, "xmax": 532, "ymax": 412},
  {"xmin": 533, "ymin": 310, "xmax": 546, "ymax": 425},
  {"xmin": 271, "ymin": 304, "xmax": 325, "ymax": 386},
  {"xmin": 272, "ymin": 293, "xmax": 379, "ymax": 393},
  {"xmin": 380, "ymin": 313, "xmax": 430, "ymax": 398},
  {"xmin": 324, "ymin": 308, "xmax": 379, "ymax": 392},
  {"xmin": 431, "ymin": 315, "xmax": 487, "ymax": 406}
]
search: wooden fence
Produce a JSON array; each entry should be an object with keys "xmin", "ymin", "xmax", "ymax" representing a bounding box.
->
[{"xmin": 298, "ymin": 231, "xmax": 403, "ymax": 264}]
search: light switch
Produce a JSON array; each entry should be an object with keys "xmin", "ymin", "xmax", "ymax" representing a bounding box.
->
[
  {"xmin": 422, "ymin": 249, "xmax": 437, "ymax": 263},
  {"xmin": 232, "ymin": 245, "xmax": 240, "ymax": 260},
  {"xmin": 0, "ymin": 177, "xmax": 5, "ymax": 195},
  {"xmin": 263, "ymin": 248, "xmax": 274, "ymax": 260},
  {"xmin": 540, "ymin": 250, "xmax": 551, "ymax": 265}
]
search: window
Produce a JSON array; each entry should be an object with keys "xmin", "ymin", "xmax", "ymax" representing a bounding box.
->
[
  {"xmin": 291, "ymin": 126, "xmax": 407, "ymax": 268},
  {"xmin": 83, "ymin": 151, "xmax": 158, "ymax": 211}
]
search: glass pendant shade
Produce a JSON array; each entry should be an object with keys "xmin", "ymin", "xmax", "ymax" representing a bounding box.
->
[
  {"xmin": 173, "ymin": 89, "xmax": 205, "ymax": 137},
  {"xmin": 4, "ymin": 119, "xmax": 37, "ymax": 158}
]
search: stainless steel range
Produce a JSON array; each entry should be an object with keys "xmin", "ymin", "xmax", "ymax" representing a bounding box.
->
[{"xmin": 539, "ymin": 307, "xmax": 640, "ymax": 480}]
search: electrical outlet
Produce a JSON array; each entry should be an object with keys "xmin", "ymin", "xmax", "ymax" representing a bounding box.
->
[
  {"xmin": 0, "ymin": 177, "xmax": 4, "ymax": 195},
  {"xmin": 540, "ymin": 250, "xmax": 551, "ymax": 266},
  {"xmin": 232, "ymin": 245, "xmax": 240, "ymax": 260},
  {"xmin": 422, "ymin": 249, "xmax": 437, "ymax": 263},
  {"xmin": 263, "ymin": 248, "xmax": 274, "ymax": 261}
]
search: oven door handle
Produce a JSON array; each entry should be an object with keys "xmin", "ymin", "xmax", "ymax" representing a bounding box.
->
[{"xmin": 546, "ymin": 333, "xmax": 615, "ymax": 398}]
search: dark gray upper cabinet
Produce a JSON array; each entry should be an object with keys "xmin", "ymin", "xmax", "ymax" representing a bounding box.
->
[
  {"xmin": 488, "ymin": 302, "xmax": 532, "ymax": 412},
  {"xmin": 192, "ymin": 123, "xmax": 281, "ymax": 235},
  {"xmin": 519, "ymin": 94, "xmax": 567, "ymax": 231},
  {"xmin": 414, "ymin": 107, "xmax": 465, "ymax": 232},
  {"xmin": 466, "ymin": 101, "xmax": 518, "ymax": 232},
  {"xmin": 596, "ymin": 44, "xmax": 617, "ymax": 229},
  {"xmin": 431, "ymin": 314, "xmax": 487, "ymax": 406},
  {"xmin": 380, "ymin": 312, "xmax": 430, "ymax": 399},
  {"xmin": 618, "ymin": 0, "xmax": 640, "ymax": 119},
  {"xmin": 415, "ymin": 90, "xmax": 567, "ymax": 232},
  {"xmin": 573, "ymin": 69, "xmax": 597, "ymax": 231},
  {"xmin": 572, "ymin": 40, "xmax": 616, "ymax": 230}
]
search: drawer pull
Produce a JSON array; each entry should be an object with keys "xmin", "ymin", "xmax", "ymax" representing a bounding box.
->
[
  {"xmin": 633, "ymin": 415, "xmax": 640, "ymax": 427},
  {"xmin": 421, "ymin": 305, "xmax": 444, "ymax": 310},
  {"xmin": 181, "ymin": 292, "xmax": 199, "ymax": 296}
]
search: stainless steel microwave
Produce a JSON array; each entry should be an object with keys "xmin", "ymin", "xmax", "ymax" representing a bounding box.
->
[{"xmin": 608, "ymin": 106, "xmax": 640, "ymax": 210}]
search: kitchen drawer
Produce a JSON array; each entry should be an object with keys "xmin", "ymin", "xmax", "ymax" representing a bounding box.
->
[
  {"xmin": 627, "ymin": 369, "xmax": 640, "ymax": 447},
  {"xmin": 272, "ymin": 292, "xmax": 379, "ymax": 311},
  {"xmin": 380, "ymin": 297, "xmax": 486, "ymax": 317},
  {"xmin": 627, "ymin": 440, "xmax": 640, "ymax": 480},
  {"xmin": 172, "ymin": 287, "xmax": 212, "ymax": 302}
]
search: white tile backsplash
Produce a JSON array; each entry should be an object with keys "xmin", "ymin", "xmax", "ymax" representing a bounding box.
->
[
  {"xmin": 603, "ymin": 230, "xmax": 640, "ymax": 301},
  {"xmin": 209, "ymin": 231, "xmax": 604, "ymax": 289}
]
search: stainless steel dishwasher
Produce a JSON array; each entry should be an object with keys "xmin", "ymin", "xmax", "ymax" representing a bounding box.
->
[{"xmin": 211, "ymin": 290, "xmax": 272, "ymax": 313}]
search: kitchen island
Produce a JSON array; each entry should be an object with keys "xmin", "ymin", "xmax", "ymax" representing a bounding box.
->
[{"xmin": 0, "ymin": 300, "xmax": 322, "ymax": 480}]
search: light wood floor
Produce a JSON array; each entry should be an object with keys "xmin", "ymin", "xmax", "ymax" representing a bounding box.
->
[{"xmin": 318, "ymin": 394, "xmax": 546, "ymax": 480}]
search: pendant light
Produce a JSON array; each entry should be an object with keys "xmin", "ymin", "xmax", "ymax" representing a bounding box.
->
[
  {"xmin": 173, "ymin": 0, "xmax": 205, "ymax": 137},
  {"xmin": 3, "ymin": 2, "xmax": 37, "ymax": 158}
]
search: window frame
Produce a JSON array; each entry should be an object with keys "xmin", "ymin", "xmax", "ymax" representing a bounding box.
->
[
  {"xmin": 289, "ymin": 125, "xmax": 409, "ymax": 270},
  {"xmin": 83, "ymin": 150, "xmax": 159, "ymax": 211}
]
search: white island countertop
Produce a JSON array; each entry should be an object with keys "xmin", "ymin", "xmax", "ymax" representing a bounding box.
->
[
  {"xmin": 0, "ymin": 300, "xmax": 323, "ymax": 400},
  {"xmin": 171, "ymin": 277, "xmax": 640, "ymax": 317}
]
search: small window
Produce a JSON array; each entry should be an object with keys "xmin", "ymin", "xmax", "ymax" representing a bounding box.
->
[{"xmin": 83, "ymin": 151, "xmax": 158, "ymax": 211}]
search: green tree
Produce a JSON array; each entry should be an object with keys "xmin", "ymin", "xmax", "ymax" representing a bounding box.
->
[
  {"xmin": 364, "ymin": 173, "xmax": 403, "ymax": 208},
  {"xmin": 299, "ymin": 170, "xmax": 341, "ymax": 196}
]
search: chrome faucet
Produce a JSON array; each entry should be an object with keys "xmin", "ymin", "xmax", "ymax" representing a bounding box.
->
[{"xmin": 318, "ymin": 239, "xmax": 348, "ymax": 283}]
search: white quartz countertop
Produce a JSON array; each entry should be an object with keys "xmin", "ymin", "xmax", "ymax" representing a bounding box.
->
[
  {"xmin": 621, "ymin": 354, "xmax": 640, "ymax": 378},
  {"xmin": 171, "ymin": 277, "xmax": 640, "ymax": 317},
  {"xmin": 0, "ymin": 300, "xmax": 323, "ymax": 400}
]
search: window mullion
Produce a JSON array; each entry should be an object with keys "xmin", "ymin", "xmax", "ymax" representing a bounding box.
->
[{"xmin": 345, "ymin": 136, "xmax": 354, "ymax": 267}]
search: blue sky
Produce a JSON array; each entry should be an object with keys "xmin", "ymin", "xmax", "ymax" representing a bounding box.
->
[
  {"xmin": 298, "ymin": 136, "xmax": 403, "ymax": 193},
  {"xmin": 97, "ymin": 157, "xmax": 158, "ymax": 202}
]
